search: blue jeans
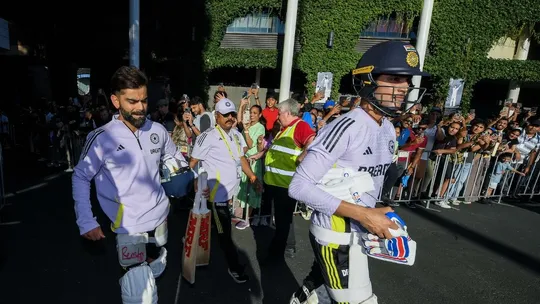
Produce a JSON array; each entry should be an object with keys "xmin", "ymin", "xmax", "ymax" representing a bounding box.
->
[{"xmin": 447, "ymin": 162, "xmax": 472, "ymax": 200}]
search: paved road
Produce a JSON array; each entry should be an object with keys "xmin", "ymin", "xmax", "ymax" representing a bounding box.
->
[{"xmin": 1, "ymin": 174, "xmax": 539, "ymax": 304}]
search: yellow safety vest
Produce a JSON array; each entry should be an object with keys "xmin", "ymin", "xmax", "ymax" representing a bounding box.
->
[{"xmin": 264, "ymin": 120, "xmax": 303, "ymax": 188}]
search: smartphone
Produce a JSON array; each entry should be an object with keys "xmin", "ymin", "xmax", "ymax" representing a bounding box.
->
[
  {"xmin": 470, "ymin": 109, "xmax": 475, "ymax": 114},
  {"xmin": 251, "ymin": 83, "xmax": 259, "ymax": 89},
  {"xmin": 532, "ymin": 107, "xmax": 538, "ymax": 113},
  {"xmin": 242, "ymin": 91, "xmax": 248, "ymax": 99},
  {"xmin": 517, "ymin": 103, "xmax": 522, "ymax": 109}
]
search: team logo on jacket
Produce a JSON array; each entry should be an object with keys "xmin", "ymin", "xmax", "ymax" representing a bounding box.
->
[
  {"xmin": 388, "ymin": 140, "xmax": 395, "ymax": 154},
  {"xmin": 150, "ymin": 133, "xmax": 159, "ymax": 144}
]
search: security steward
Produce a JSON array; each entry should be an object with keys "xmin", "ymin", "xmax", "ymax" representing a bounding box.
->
[{"xmin": 263, "ymin": 98, "xmax": 315, "ymax": 261}]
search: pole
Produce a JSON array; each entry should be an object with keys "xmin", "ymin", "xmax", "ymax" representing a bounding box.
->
[
  {"xmin": 507, "ymin": 32, "xmax": 531, "ymax": 102},
  {"xmin": 129, "ymin": 0, "xmax": 140, "ymax": 68},
  {"xmin": 407, "ymin": 0, "xmax": 434, "ymax": 107},
  {"xmin": 278, "ymin": 0, "xmax": 299, "ymax": 102}
]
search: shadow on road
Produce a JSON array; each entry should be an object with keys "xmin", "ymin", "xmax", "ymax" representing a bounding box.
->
[
  {"xmin": 409, "ymin": 206, "xmax": 540, "ymax": 276},
  {"xmin": 252, "ymin": 225, "xmax": 300, "ymax": 304}
]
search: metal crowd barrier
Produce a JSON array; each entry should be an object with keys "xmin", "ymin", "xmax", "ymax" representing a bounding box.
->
[{"xmin": 383, "ymin": 150, "xmax": 540, "ymax": 211}]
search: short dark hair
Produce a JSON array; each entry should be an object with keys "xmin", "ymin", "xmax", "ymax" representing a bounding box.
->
[
  {"xmin": 266, "ymin": 92, "xmax": 278, "ymax": 101},
  {"xmin": 189, "ymin": 96, "xmax": 207, "ymax": 109},
  {"xmin": 499, "ymin": 152, "xmax": 513, "ymax": 160},
  {"xmin": 472, "ymin": 119, "xmax": 487, "ymax": 129},
  {"xmin": 111, "ymin": 66, "xmax": 148, "ymax": 95},
  {"xmin": 213, "ymin": 91, "xmax": 227, "ymax": 99}
]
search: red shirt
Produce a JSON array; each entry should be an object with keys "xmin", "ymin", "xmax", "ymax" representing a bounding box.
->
[
  {"xmin": 262, "ymin": 107, "xmax": 279, "ymax": 131},
  {"xmin": 399, "ymin": 135, "xmax": 427, "ymax": 162},
  {"xmin": 279, "ymin": 118, "xmax": 315, "ymax": 148}
]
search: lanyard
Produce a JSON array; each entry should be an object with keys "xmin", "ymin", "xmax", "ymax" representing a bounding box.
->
[{"xmin": 216, "ymin": 125, "xmax": 241, "ymax": 161}]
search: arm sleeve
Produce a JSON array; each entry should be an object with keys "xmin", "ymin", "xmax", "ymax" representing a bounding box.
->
[
  {"xmin": 294, "ymin": 121, "xmax": 316, "ymax": 148},
  {"xmin": 72, "ymin": 130, "xmax": 105, "ymax": 235},
  {"xmin": 200, "ymin": 115, "xmax": 211, "ymax": 133},
  {"xmin": 191, "ymin": 131, "xmax": 212, "ymax": 161},
  {"xmin": 289, "ymin": 116, "xmax": 357, "ymax": 216}
]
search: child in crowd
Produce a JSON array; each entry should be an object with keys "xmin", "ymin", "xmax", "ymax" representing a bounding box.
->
[{"xmin": 485, "ymin": 152, "xmax": 525, "ymax": 197}]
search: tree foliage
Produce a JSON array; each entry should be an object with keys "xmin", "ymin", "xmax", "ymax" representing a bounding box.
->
[{"xmin": 205, "ymin": 0, "xmax": 540, "ymax": 107}]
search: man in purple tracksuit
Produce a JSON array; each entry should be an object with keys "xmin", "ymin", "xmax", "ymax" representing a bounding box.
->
[
  {"xmin": 288, "ymin": 41, "xmax": 428, "ymax": 303},
  {"xmin": 73, "ymin": 66, "xmax": 188, "ymax": 303}
]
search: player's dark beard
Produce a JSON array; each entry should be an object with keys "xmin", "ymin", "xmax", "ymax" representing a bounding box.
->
[{"xmin": 120, "ymin": 107, "xmax": 146, "ymax": 129}]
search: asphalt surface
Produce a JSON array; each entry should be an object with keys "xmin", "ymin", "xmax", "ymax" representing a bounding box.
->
[{"xmin": 1, "ymin": 171, "xmax": 540, "ymax": 304}]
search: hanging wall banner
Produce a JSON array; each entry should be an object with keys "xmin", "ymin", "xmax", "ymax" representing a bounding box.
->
[
  {"xmin": 445, "ymin": 78, "xmax": 465, "ymax": 108},
  {"xmin": 315, "ymin": 72, "xmax": 333, "ymax": 103}
]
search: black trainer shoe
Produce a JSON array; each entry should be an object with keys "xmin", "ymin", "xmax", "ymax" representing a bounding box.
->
[
  {"xmin": 382, "ymin": 196, "xmax": 400, "ymax": 207},
  {"xmin": 228, "ymin": 268, "xmax": 249, "ymax": 284}
]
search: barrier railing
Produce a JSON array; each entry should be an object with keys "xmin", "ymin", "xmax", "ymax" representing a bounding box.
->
[{"xmin": 383, "ymin": 149, "xmax": 539, "ymax": 210}]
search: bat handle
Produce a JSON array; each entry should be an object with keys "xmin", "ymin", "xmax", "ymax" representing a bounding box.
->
[{"xmin": 200, "ymin": 172, "xmax": 208, "ymax": 189}]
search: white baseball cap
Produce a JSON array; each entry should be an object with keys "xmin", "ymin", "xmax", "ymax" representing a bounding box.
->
[{"xmin": 215, "ymin": 98, "xmax": 237, "ymax": 115}]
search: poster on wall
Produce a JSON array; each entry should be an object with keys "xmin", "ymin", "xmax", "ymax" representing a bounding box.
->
[
  {"xmin": 315, "ymin": 72, "xmax": 333, "ymax": 103},
  {"xmin": 445, "ymin": 78, "xmax": 465, "ymax": 109}
]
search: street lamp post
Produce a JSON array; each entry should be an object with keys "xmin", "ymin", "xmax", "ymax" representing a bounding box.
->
[
  {"xmin": 129, "ymin": 0, "xmax": 140, "ymax": 68},
  {"xmin": 278, "ymin": 0, "xmax": 299, "ymax": 102},
  {"xmin": 407, "ymin": 0, "xmax": 434, "ymax": 107}
]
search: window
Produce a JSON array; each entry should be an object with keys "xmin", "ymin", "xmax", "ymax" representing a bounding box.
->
[
  {"xmin": 77, "ymin": 68, "xmax": 91, "ymax": 95},
  {"xmin": 226, "ymin": 12, "xmax": 285, "ymax": 34},
  {"xmin": 360, "ymin": 15, "xmax": 416, "ymax": 39}
]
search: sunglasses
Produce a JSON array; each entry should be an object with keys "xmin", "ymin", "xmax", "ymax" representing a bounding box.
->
[
  {"xmin": 220, "ymin": 112, "xmax": 237, "ymax": 118},
  {"xmin": 417, "ymin": 127, "xmax": 427, "ymax": 131}
]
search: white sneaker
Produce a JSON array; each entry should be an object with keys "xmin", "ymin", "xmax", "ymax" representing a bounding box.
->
[
  {"xmin": 435, "ymin": 201, "xmax": 452, "ymax": 209},
  {"xmin": 251, "ymin": 216, "xmax": 261, "ymax": 226},
  {"xmin": 462, "ymin": 201, "xmax": 472, "ymax": 205},
  {"xmin": 451, "ymin": 199, "xmax": 460, "ymax": 206}
]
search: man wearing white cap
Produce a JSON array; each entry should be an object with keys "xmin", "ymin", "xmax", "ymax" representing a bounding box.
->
[{"xmin": 189, "ymin": 98, "xmax": 262, "ymax": 283}]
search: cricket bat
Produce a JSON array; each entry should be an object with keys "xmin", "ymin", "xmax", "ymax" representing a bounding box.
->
[
  {"xmin": 196, "ymin": 172, "xmax": 211, "ymax": 266},
  {"xmin": 182, "ymin": 172, "xmax": 204, "ymax": 284}
]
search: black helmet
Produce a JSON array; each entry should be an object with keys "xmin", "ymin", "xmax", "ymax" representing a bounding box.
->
[{"xmin": 352, "ymin": 41, "xmax": 430, "ymax": 117}]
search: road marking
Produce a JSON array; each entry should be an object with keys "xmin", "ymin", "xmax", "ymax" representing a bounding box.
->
[{"xmin": 5, "ymin": 172, "xmax": 66, "ymax": 199}]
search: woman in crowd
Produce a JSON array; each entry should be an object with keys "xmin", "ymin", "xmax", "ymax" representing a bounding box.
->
[
  {"xmin": 171, "ymin": 104, "xmax": 193, "ymax": 158},
  {"xmin": 236, "ymin": 100, "xmax": 266, "ymax": 229},
  {"xmin": 431, "ymin": 121, "xmax": 460, "ymax": 208}
]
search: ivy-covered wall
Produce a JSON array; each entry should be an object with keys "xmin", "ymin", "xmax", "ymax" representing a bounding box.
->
[
  {"xmin": 205, "ymin": 0, "xmax": 283, "ymax": 70},
  {"xmin": 205, "ymin": 0, "xmax": 540, "ymax": 108},
  {"xmin": 426, "ymin": 0, "xmax": 540, "ymax": 108}
]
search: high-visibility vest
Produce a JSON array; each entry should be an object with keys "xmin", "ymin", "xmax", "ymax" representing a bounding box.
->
[{"xmin": 264, "ymin": 120, "xmax": 302, "ymax": 188}]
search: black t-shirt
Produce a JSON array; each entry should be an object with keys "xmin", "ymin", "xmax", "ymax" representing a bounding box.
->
[{"xmin": 430, "ymin": 136, "xmax": 457, "ymax": 160}]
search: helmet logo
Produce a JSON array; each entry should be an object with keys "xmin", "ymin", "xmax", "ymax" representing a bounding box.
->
[
  {"xmin": 403, "ymin": 44, "xmax": 417, "ymax": 52},
  {"xmin": 352, "ymin": 65, "xmax": 375, "ymax": 75},
  {"xmin": 406, "ymin": 52, "xmax": 419, "ymax": 67}
]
